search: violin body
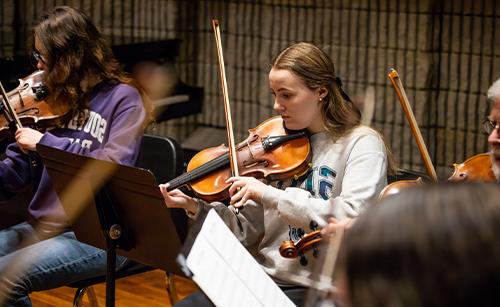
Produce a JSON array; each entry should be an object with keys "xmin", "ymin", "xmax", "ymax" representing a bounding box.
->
[
  {"xmin": 168, "ymin": 116, "xmax": 312, "ymax": 202},
  {"xmin": 379, "ymin": 153, "xmax": 495, "ymax": 199},
  {"xmin": 448, "ymin": 153, "xmax": 495, "ymax": 182},
  {"xmin": 0, "ymin": 71, "xmax": 69, "ymax": 139},
  {"xmin": 378, "ymin": 177, "xmax": 424, "ymax": 199}
]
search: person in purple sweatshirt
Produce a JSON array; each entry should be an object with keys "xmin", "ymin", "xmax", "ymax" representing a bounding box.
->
[{"xmin": 0, "ymin": 6, "xmax": 147, "ymax": 306}]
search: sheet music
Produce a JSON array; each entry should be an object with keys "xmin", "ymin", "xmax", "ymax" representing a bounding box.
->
[{"xmin": 186, "ymin": 209, "xmax": 296, "ymax": 307}]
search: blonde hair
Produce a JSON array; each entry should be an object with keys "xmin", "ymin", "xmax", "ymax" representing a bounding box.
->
[
  {"xmin": 271, "ymin": 42, "xmax": 361, "ymax": 140},
  {"xmin": 272, "ymin": 42, "xmax": 395, "ymax": 173}
]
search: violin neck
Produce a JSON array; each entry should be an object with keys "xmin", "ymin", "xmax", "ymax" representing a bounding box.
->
[
  {"xmin": 166, "ymin": 132, "xmax": 308, "ymax": 191},
  {"xmin": 167, "ymin": 152, "xmax": 230, "ymax": 191},
  {"xmin": 262, "ymin": 132, "xmax": 307, "ymax": 151}
]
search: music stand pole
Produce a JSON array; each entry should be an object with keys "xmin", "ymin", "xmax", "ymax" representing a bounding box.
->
[
  {"xmin": 105, "ymin": 223, "xmax": 124, "ymax": 307},
  {"xmin": 94, "ymin": 187, "xmax": 131, "ymax": 307}
]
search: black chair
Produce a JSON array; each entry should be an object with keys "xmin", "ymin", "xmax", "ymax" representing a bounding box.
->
[
  {"xmin": 387, "ymin": 168, "xmax": 430, "ymax": 183},
  {"xmin": 69, "ymin": 134, "xmax": 186, "ymax": 306}
]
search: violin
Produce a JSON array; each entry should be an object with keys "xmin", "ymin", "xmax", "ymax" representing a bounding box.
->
[
  {"xmin": 380, "ymin": 70, "xmax": 495, "ymax": 197},
  {"xmin": 166, "ymin": 116, "xmax": 311, "ymax": 202},
  {"xmin": 375, "ymin": 69, "xmax": 439, "ymax": 199},
  {"xmin": 378, "ymin": 177, "xmax": 424, "ymax": 199},
  {"xmin": 0, "ymin": 71, "xmax": 69, "ymax": 139},
  {"xmin": 280, "ymin": 221, "xmax": 321, "ymax": 266},
  {"xmin": 380, "ymin": 153, "xmax": 495, "ymax": 198},
  {"xmin": 448, "ymin": 152, "xmax": 495, "ymax": 182},
  {"xmin": 165, "ymin": 21, "xmax": 310, "ymax": 204}
]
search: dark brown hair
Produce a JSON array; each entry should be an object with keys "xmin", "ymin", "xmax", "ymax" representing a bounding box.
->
[
  {"xmin": 33, "ymin": 6, "xmax": 149, "ymax": 123},
  {"xmin": 341, "ymin": 183, "xmax": 500, "ymax": 307}
]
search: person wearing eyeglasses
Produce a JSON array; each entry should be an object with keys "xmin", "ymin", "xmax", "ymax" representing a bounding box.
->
[
  {"xmin": 0, "ymin": 6, "xmax": 148, "ymax": 306},
  {"xmin": 31, "ymin": 49, "xmax": 45, "ymax": 66},
  {"xmin": 485, "ymin": 78, "xmax": 500, "ymax": 181}
]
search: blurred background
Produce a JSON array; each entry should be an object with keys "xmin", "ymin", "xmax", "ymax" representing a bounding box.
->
[{"xmin": 0, "ymin": 0, "xmax": 498, "ymax": 177}]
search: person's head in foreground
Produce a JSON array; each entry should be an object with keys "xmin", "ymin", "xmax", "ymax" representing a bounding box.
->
[{"xmin": 337, "ymin": 182, "xmax": 500, "ymax": 307}]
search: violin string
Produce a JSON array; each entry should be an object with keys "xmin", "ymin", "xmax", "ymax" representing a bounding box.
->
[
  {"xmin": 168, "ymin": 152, "xmax": 230, "ymax": 188},
  {"xmin": 169, "ymin": 132, "xmax": 301, "ymax": 189}
]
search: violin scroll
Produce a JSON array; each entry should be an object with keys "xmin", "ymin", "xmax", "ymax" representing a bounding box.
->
[
  {"xmin": 0, "ymin": 70, "xmax": 69, "ymax": 140},
  {"xmin": 279, "ymin": 221, "xmax": 322, "ymax": 266}
]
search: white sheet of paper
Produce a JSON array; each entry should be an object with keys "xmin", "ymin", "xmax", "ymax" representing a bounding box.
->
[{"xmin": 186, "ymin": 209, "xmax": 296, "ymax": 307}]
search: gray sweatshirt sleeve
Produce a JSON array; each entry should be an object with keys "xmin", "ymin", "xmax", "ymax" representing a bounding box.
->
[
  {"xmin": 181, "ymin": 198, "xmax": 265, "ymax": 255},
  {"xmin": 260, "ymin": 132, "xmax": 387, "ymax": 230}
]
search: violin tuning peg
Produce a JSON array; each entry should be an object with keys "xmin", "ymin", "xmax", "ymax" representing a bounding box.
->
[
  {"xmin": 299, "ymin": 254, "xmax": 308, "ymax": 266},
  {"xmin": 309, "ymin": 220, "xmax": 318, "ymax": 231},
  {"xmin": 312, "ymin": 246, "xmax": 319, "ymax": 258}
]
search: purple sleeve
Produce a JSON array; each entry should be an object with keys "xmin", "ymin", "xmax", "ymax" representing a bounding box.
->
[
  {"xmin": 0, "ymin": 144, "xmax": 32, "ymax": 199},
  {"xmin": 38, "ymin": 89, "xmax": 146, "ymax": 166}
]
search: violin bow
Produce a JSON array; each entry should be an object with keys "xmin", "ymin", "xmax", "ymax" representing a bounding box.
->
[
  {"xmin": 388, "ymin": 68, "xmax": 438, "ymax": 182},
  {"xmin": 0, "ymin": 81, "xmax": 23, "ymax": 130},
  {"xmin": 212, "ymin": 19, "xmax": 241, "ymax": 211}
]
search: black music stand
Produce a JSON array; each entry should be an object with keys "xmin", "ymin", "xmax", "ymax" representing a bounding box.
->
[{"xmin": 36, "ymin": 143, "xmax": 186, "ymax": 307}]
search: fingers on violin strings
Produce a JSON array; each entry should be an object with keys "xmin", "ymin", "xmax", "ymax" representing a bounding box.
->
[
  {"xmin": 169, "ymin": 189, "xmax": 186, "ymax": 197},
  {"xmin": 159, "ymin": 185, "xmax": 183, "ymax": 202},
  {"xmin": 159, "ymin": 184, "xmax": 169, "ymax": 196},
  {"xmin": 230, "ymin": 185, "xmax": 246, "ymax": 205},
  {"xmin": 228, "ymin": 178, "xmax": 245, "ymax": 196},
  {"xmin": 233, "ymin": 192, "xmax": 250, "ymax": 208},
  {"xmin": 228, "ymin": 183, "xmax": 236, "ymax": 196}
]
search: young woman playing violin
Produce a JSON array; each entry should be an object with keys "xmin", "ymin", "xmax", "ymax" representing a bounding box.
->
[
  {"xmin": 0, "ymin": 6, "xmax": 147, "ymax": 306},
  {"xmin": 160, "ymin": 42, "xmax": 388, "ymax": 306}
]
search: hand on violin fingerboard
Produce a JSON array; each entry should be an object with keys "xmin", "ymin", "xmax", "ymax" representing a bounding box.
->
[
  {"xmin": 159, "ymin": 183, "xmax": 199, "ymax": 215},
  {"xmin": 226, "ymin": 176, "xmax": 268, "ymax": 208}
]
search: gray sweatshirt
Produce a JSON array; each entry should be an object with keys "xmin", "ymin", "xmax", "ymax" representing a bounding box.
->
[{"xmin": 187, "ymin": 125, "xmax": 388, "ymax": 287}]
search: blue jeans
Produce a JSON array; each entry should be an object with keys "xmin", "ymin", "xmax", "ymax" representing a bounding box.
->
[{"xmin": 0, "ymin": 222, "xmax": 127, "ymax": 307}]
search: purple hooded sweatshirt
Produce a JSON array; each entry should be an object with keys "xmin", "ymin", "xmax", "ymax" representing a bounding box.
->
[{"xmin": 0, "ymin": 82, "xmax": 146, "ymax": 230}]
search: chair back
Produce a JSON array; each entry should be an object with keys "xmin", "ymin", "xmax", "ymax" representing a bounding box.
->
[
  {"xmin": 136, "ymin": 134, "xmax": 187, "ymax": 242},
  {"xmin": 387, "ymin": 168, "xmax": 430, "ymax": 184},
  {"xmin": 136, "ymin": 134, "xmax": 184, "ymax": 182}
]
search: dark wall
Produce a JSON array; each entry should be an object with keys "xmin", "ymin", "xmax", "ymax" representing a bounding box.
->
[{"xmin": 1, "ymin": 0, "xmax": 499, "ymax": 177}]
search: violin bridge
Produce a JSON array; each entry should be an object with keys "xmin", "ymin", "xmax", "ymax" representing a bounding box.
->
[{"xmin": 293, "ymin": 163, "xmax": 312, "ymax": 180}]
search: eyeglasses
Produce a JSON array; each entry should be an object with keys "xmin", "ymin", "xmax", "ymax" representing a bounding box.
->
[
  {"xmin": 482, "ymin": 118, "xmax": 500, "ymax": 134},
  {"xmin": 32, "ymin": 50, "xmax": 46, "ymax": 64}
]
